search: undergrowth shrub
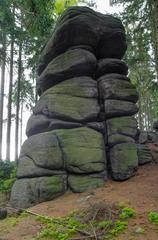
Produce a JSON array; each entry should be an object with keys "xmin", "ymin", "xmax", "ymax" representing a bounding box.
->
[
  {"xmin": 0, "ymin": 161, "xmax": 16, "ymax": 194},
  {"xmin": 148, "ymin": 212, "xmax": 158, "ymax": 225}
]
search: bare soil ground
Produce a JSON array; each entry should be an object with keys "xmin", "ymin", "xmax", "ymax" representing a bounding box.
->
[{"xmin": 1, "ymin": 163, "xmax": 158, "ymax": 240}]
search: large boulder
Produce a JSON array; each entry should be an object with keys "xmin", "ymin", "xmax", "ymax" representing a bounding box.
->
[
  {"xmin": 37, "ymin": 7, "xmax": 127, "ymax": 74},
  {"xmin": 17, "ymin": 156, "xmax": 66, "ymax": 178},
  {"xmin": 110, "ymin": 143, "xmax": 138, "ymax": 180},
  {"xmin": 98, "ymin": 78, "xmax": 138, "ymax": 103},
  {"xmin": 10, "ymin": 6, "xmax": 141, "ymax": 208},
  {"xmin": 106, "ymin": 116, "xmax": 138, "ymax": 138},
  {"xmin": 147, "ymin": 143, "xmax": 158, "ymax": 162},
  {"xmin": 37, "ymin": 49, "xmax": 97, "ymax": 95},
  {"xmin": 20, "ymin": 131, "xmax": 63, "ymax": 170},
  {"xmin": 97, "ymin": 58, "xmax": 128, "ymax": 77},
  {"xmin": 138, "ymin": 131, "xmax": 158, "ymax": 144},
  {"xmin": 40, "ymin": 76, "xmax": 98, "ymax": 98},
  {"xmin": 18, "ymin": 127, "xmax": 106, "ymax": 175},
  {"xmin": 104, "ymin": 100, "xmax": 138, "ymax": 118},
  {"xmin": 10, "ymin": 176, "xmax": 67, "ymax": 209},
  {"xmin": 137, "ymin": 144, "xmax": 152, "ymax": 165},
  {"xmin": 56, "ymin": 127, "xmax": 106, "ymax": 174},
  {"xmin": 34, "ymin": 78, "xmax": 100, "ymax": 123},
  {"xmin": 26, "ymin": 115, "xmax": 50, "ymax": 137},
  {"xmin": 26, "ymin": 116, "xmax": 105, "ymax": 137}
]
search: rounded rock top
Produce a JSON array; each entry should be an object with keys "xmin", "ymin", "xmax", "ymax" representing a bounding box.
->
[{"xmin": 37, "ymin": 6, "xmax": 127, "ymax": 75}]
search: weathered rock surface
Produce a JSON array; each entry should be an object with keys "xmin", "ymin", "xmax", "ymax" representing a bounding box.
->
[
  {"xmin": 20, "ymin": 131, "xmax": 63, "ymax": 170},
  {"xmin": 87, "ymin": 122, "xmax": 105, "ymax": 133},
  {"xmin": 26, "ymin": 115, "xmax": 50, "ymax": 137},
  {"xmin": 153, "ymin": 120, "xmax": 158, "ymax": 132},
  {"xmin": 17, "ymin": 156, "xmax": 66, "ymax": 178},
  {"xmin": 26, "ymin": 115, "xmax": 82, "ymax": 137},
  {"xmin": 99, "ymin": 73, "xmax": 130, "ymax": 82},
  {"xmin": 39, "ymin": 76, "xmax": 98, "ymax": 98},
  {"xmin": 37, "ymin": 49, "xmax": 97, "ymax": 95},
  {"xmin": 137, "ymin": 144, "xmax": 152, "ymax": 165},
  {"xmin": 104, "ymin": 100, "xmax": 138, "ymax": 118},
  {"xmin": 97, "ymin": 58, "xmax": 128, "ymax": 77},
  {"xmin": 108, "ymin": 134, "xmax": 135, "ymax": 147},
  {"xmin": 11, "ymin": 126, "xmax": 106, "ymax": 208},
  {"xmin": 68, "ymin": 174, "xmax": 105, "ymax": 193},
  {"xmin": 110, "ymin": 143, "xmax": 138, "ymax": 180},
  {"xmin": 11, "ymin": 176, "xmax": 67, "ymax": 209},
  {"xmin": 34, "ymin": 78, "xmax": 100, "ymax": 122},
  {"xmin": 0, "ymin": 208, "xmax": 7, "ymax": 220},
  {"xmin": 37, "ymin": 7, "xmax": 127, "ymax": 74},
  {"xmin": 19, "ymin": 127, "xmax": 106, "ymax": 175},
  {"xmin": 98, "ymin": 78, "xmax": 138, "ymax": 102},
  {"xmin": 148, "ymin": 143, "xmax": 158, "ymax": 162},
  {"xmin": 106, "ymin": 116, "xmax": 138, "ymax": 138},
  {"xmin": 56, "ymin": 127, "xmax": 106, "ymax": 174},
  {"xmin": 138, "ymin": 131, "xmax": 158, "ymax": 144}
]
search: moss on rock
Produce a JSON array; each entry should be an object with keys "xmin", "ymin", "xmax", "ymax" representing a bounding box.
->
[
  {"xmin": 68, "ymin": 174, "xmax": 105, "ymax": 192},
  {"xmin": 110, "ymin": 143, "xmax": 138, "ymax": 180}
]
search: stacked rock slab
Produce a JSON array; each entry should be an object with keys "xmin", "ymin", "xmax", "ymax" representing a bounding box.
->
[
  {"xmin": 97, "ymin": 59, "xmax": 139, "ymax": 180},
  {"xmin": 10, "ymin": 6, "xmax": 139, "ymax": 209},
  {"xmin": 137, "ymin": 129, "xmax": 158, "ymax": 164}
]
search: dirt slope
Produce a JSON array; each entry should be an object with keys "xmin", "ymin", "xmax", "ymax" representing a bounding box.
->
[
  {"xmin": 1, "ymin": 163, "xmax": 158, "ymax": 240},
  {"xmin": 30, "ymin": 163, "xmax": 158, "ymax": 217}
]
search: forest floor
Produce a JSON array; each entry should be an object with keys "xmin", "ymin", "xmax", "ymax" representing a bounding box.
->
[{"xmin": 0, "ymin": 163, "xmax": 158, "ymax": 240}]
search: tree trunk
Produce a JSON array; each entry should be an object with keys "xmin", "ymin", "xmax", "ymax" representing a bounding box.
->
[
  {"xmin": 6, "ymin": 34, "xmax": 14, "ymax": 161},
  {"xmin": 15, "ymin": 40, "xmax": 22, "ymax": 164},
  {"xmin": 150, "ymin": 0, "xmax": 158, "ymax": 80},
  {"xmin": 0, "ymin": 34, "xmax": 6, "ymax": 161},
  {"xmin": 20, "ymin": 100, "xmax": 23, "ymax": 148}
]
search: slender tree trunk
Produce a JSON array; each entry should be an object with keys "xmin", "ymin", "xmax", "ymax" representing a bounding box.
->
[
  {"xmin": 6, "ymin": 34, "xmax": 14, "ymax": 161},
  {"xmin": 149, "ymin": 0, "xmax": 158, "ymax": 80},
  {"xmin": 153, "ymin": 0, "xmax": 158, "ymax": 80},
  {"xmin": 146, "ymin": 95, "xmax": 150, "ymax": 129},
  {"xmin": 144, "ymin": 97, "xmax": 148, "ymax": 130},
  {"xmin": 20, "ymin": 100, "xmax": 23, "ymax": 148},
  {"xmin": 0, "ymin": 34, "xmax": 6, "ymax": 161},
  {"xmin": 15, "ymin": 40, "xmax": 22, "ymax": 164}
]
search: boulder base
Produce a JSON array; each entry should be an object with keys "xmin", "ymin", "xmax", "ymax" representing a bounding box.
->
[
  {"xmin": 110, "ymin": 143, "xmax": 138, "ymax": 180},
  {"xmin": 68, "ymin": 174, "xmax": 105, "ymax": 193},
  {"xmin": 10, "ymin": 176, "xmax": 67, "ymax": 209}
]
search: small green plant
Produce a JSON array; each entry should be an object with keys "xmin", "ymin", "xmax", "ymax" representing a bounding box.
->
[
  {"xmin": 36, "ymin": 213, "xmax": 86, "ymax": 240},
  {"xmin": 148, "ymin": 212, "xmax": 158, "ymax": 225},
  {"xmin": 108, "ymin": 220, "xmax": 128, "ymax": 237},
  {"xmin": 19, "ymin": 211, "xmax": 29, "ymax": 218},
  {"xmin": 119, "ymin": 207, "xmax": 136, "ymax": 219},
  {"xmin": 97, "ymin": 220, "xmax": 113, "ymax": 229}
]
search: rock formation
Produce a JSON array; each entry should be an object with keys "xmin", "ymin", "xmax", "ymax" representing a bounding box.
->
[
  {"xmin": 10, "ymin": 6, "xmax": 140, "ymax": 209},
  {"xmin": 137, "ymin": 127, "xmax": 158, "ymax": 164}
]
